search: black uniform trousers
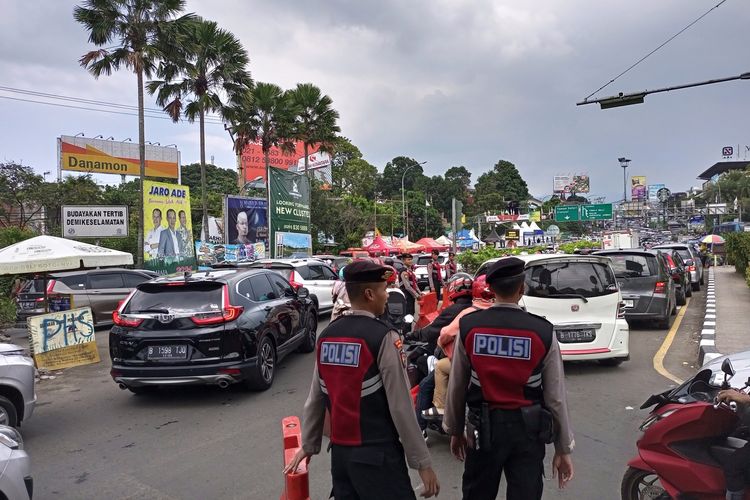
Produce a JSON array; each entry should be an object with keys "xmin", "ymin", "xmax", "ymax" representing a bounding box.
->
[
  {"xmin": 462, "ymin": 409, "xmax": 546, "ymax": 500},
  {"xmin": 403, "ymin": 292, "xmax": 416, "ymax": 316},
  {"xmin": 431, "ymin": 277, "xmax": 442, "ymax": 301},
  {"xmin": 330, "ymin": 442, "xmax": 416, "ymax": 500}
]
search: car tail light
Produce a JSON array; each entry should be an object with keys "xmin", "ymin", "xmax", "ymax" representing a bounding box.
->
[
  {"xmin": 288, "ymin": 270, "xmax": 303, "ymax": 291},
  {"xmin": 654, "ymin": 281, "xmax": 667, "ymax": 294},
  {"xmin": 112, "ymin": 310, "xmax": 143, "ymax": 328},
  {"xmin": 617, "ymin": 301, "xmax": 626, "ymax": 319},
  {"xmin": 190, "ymin": 285, "xmax": 244, "ymax": 325},
  {"xmin": 46, "ymin": 279, "xmax": 56, "ymax": 295}
]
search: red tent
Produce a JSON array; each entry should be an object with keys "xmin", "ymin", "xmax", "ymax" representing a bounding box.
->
[
  {"xmin": 365, "ymin": 236, "xmax": 399, "ymax": 256},
  {"xmin": 393, "ymin": 238, "xmax": 424, "ymax": 254},
  {"xmin": 416, "ymin": 238, "xmax": 449, "ymax": 252}
]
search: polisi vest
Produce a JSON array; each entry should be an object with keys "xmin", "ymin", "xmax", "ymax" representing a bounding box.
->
[
  {"xmin": 459, "ymin": 307, "xmax": 553, "ymax": 410},
  {"xmin": 316, "ymin": 314, "xmax": 399, "ymax": 446}
]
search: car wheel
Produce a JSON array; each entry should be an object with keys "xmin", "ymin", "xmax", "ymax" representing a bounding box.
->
[
  {"xmin": 128, "ymin": 386, "xmax": 157, "ymax": 396},
  {"xmin": 599, "ymin": 358, "xmax": 624, "ymax": 367},
  {"xmin": 691, "ymin": 281, "xmax": 700, "ymax": 292},
  {"xmin": 246, "ymin": 336, "xmax": 276, "ymax": 391},
  {"xmin": 311, "ymin": 295, "xmax": 319, "ymax": 313},
  {"xmin": 0, "ymin": 396, "xmax": 18, "ymax": 427},
  {"xmin": 657, "ymin": 313, "xmax": 670, "ymax": 329},
  {"xmin": 297, "ymin": 312, "xmax": 318, "ymax": 353},
  {"xmin": 676, "ymin": 289, "xmax": 686, "ymax": 306},
  {"xmin": 685, "ymin": 284, "xmax": 693, "ymax": 298}
]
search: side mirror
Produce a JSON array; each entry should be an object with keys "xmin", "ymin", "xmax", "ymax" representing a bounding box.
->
[
  {"xmin": 722, "ymin": 358, "xmax": 736, "ymax": 377},
  {"xmin": 297, "ymin": 287, "xmax": 310, "ymax": 299},
  {"xmin": 404, "ymin": 314, "xmax": 414, "ymax": 324}
]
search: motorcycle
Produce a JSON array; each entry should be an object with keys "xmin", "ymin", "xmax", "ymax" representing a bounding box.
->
[
  {"xmin": 623, "ymin": 358, "xmax": 750, "ymax": 499},
  {"xmin": 403, "ymin": 338, "xmax": 446, "ymax": 436},
  {"xmin": 378, "ymin": 288, "xmax": 412, "ymax": 337}
]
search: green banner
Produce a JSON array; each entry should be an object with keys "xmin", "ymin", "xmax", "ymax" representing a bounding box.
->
[{"xmin": 269, "ymin": 167, "xmax": 312, "ymax": 258}]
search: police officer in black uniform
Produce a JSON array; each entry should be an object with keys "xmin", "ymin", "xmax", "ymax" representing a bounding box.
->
[
  {"xmin": 443, "ymin": 257, "xmax": 575, "ymax": 500},
  {"xmin": 285, "ymin": 260, "xmax": 440, "ymax": 499}
]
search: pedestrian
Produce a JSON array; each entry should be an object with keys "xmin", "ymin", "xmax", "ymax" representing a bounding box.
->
[
  {"xmin": 426, "ymin": 250, "xmax": 443, "ymax": 300},
  {"xmin": 284, "ymin": 260, "xmax": 440, "ymax": 499},
  {"xmin": 445, "ymin": 252, "xmax": 458, "ymax": 280},
  {"xmin": 399, "ymin": 253, "xmax": 422, "ymax": 321},
  {"xmin": 444, "ymin": 257, "xmax": 575, "ymax": 500},
  {"xmin": 331, "ymin": 266, "xmax": 350, "ymax": 321}
]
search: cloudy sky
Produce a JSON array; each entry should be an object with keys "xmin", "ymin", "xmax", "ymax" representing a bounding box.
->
[{"xmin": 1, "ymin": 0, "xmax": 749, "ymax": 201}]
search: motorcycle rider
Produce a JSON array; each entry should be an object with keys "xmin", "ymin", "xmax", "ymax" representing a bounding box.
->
[{"xmin": 717, "ymin": 389, "xmax": 750, "ymax": 500}]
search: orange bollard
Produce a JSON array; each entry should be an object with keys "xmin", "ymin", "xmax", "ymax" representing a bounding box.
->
[{"xmin": 280, "ymin": 416, "xmax": 310, "ymax": 500}]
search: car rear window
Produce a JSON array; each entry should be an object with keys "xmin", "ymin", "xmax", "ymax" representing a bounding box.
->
[
  {"xmin": 525, "ymin": 261, "xmax": 617, "ymax": 299},
  {"xmin": 605, "ymin": 254, "xmax": 657, "ymax": 278},
  {"xmin": 125, "ymin": 283, "xmax": 223, "ymax": 313}
]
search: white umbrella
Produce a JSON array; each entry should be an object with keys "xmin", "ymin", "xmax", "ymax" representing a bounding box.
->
[{"xmin": 0, "ymin": 235, "xmax": 133, "ymax": 275}]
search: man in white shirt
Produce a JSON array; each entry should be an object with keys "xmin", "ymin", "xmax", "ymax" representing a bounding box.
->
[
  {"xmin": 144, "ymin": 209, "xmax": 164, "ymax": 260},
  {"xmin": 158, "ymin": 209, "xmax": 180, "ymax": 258}
]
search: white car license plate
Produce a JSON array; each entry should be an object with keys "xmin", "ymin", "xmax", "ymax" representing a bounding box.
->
[
  {"xmin": 556, "ymin": 329, "xmax": 595, "ymax": 343},
  {"xmin": 147, "ymin": 345, "xmax": 188, "ymax": 360},
  {"xmin": 624, "ymin": 300, "xmax": 635, "ymax": 308}
]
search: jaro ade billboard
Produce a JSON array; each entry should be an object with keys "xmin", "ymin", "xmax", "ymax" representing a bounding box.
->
[{"xmin": 58, "ymin": 135, "xmax": 180, "ymax": 178}]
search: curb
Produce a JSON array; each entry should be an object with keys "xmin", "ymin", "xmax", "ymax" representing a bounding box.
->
[{"xmin": 698, "ymin": 268, "xmax": 721, "ymax": 366}]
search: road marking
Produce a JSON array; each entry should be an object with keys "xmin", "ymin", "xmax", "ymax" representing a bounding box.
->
[{"xmin": 653, "ymin": 297, "xmax": 690, "ymax": 384}]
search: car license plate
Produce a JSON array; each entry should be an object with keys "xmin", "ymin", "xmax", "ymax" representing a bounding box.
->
[
  {"xmin": 556, "ymin": 329, "xmax": 595, "ymax": 343},
  {"xmin": 147, "ymin": 345, "xmax": 188, "ymax": 360},
  {"xmin": 20, "ymin": 301, "xmax": 36, "ymax": 310},
  {"xmin": 624, "ymin": 300, "xmax": 635, "ymax": 308}
]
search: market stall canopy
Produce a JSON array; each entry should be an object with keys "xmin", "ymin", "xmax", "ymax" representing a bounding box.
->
[
  {"xmin": 393, "ymin": 238, "xmax": 424, "ymax": 253},
  {"xmin": 483, "ymin": 229, "xmax": 502, "ymax": 243},
  {"xmin": 701, "ymin": 234, "xmax": 725, "ymax": 245},
  {"xmin": 416, "ymin": 238, "xmax": 449, "ymax": 251},
  {"xmin": 364, "ymin": 236, "xmax": 399, "ymax": 256},
  {"xmin": 435, "ymin": 235, "xmax": 452, "ymax": 247},
  {"xmin": 0, "ymin": 235, "xmax": 134, "ymax": 275}
]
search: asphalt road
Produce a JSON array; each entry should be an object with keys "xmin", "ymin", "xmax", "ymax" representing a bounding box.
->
[{"xmin": 18, "ymin": 294, "xmax": 704, "ymax": 500}]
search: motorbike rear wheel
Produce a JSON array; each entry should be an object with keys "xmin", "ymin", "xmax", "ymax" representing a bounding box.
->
[{"xmin": 621, "ymin": 467, "xmax": 669, "ymax": 500}]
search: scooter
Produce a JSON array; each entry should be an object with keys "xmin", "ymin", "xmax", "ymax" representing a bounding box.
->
[
  {"xmin": 378, "ymin": 288, "xmax": 412, "ymax": 337},
  {"xmin": 403, "ymin": 339, "xmax": 446, "ymax": 436},
  {"xmin": 623, "ymin": 358, "xmax": 750, "ymax": 500}
]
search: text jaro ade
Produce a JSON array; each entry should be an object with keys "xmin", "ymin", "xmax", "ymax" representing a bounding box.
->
[{"xmin": 148, "ymin": 186, "xmax": 187, "ymax": 198}]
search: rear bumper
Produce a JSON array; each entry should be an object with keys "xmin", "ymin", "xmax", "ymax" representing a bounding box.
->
[
  {"xmin": 560, "ymin": 321, "xmax": 629, "ymax": 361},
  {"xmin": 111, "ymin": 358, "xmax": 258, "ymax": 388}
]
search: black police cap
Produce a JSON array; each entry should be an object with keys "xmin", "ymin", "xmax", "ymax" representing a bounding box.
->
[
  {"xmin": 344, "ymin": 260, "xmax": 393, "ymax": 283},
  {"xmin": 485, "ymin": 257, "xmax": 525, "ymax": 284}
]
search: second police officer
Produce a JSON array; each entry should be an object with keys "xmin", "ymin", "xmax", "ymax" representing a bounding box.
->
[
  {"xmin": 285, "ymin": 260, "xmax": 440, "ymax": 499},
  {"xmin": 444, "ymin": 257, "xmax": 575, "ymax": 500}
]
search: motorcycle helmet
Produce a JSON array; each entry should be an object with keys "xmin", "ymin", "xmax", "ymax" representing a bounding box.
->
[
  {"xmin": 446, "ymin": 273, "xmax": 473, "ymax": 300},
  {"xmin": 472, "ymin": 274, "xmax": 495, "ymax": 300}
]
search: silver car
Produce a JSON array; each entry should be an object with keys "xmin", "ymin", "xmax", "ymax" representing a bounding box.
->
[
  {"xmin": 0, "ymin": 345, "xmax": 36, "ymax": 427},
  {"xmin": 0, "ymin": 425, "xmax": 32, "ymax": 499},
  {"xmin": 652, "ymin": 244, "xmax": 704, "ymax": 291}
]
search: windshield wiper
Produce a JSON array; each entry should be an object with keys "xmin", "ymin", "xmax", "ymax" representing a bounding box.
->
[{"xmin": 549, "ymin": 294, "xmax": 589, "ymax": 303}]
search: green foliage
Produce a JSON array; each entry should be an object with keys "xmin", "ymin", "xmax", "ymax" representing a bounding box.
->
[
  {"xmin": 0, "ymin": 227, "xmax": 37, "ymax": 300},
  {"xmin": 0, "ymin": 298, "xmax": 16, "ymax": 330},
  {"xmin": 287, "ymin": 83, "xmax": 341, "ymax": 172},
  {"xmin": 0, "ymin": 162, "xmax": 45, "ymax": 230},
  {"xmin": 378, "ymin": 157, "xmax": 426, "ymax": 199},
  {"xmin": 725, "ymin": 232, "xmax": 750, "ymax": 274},
  {"xmin": 474, "ymin": 160, "xmax": 530, "ymax": 214},
  {"xmin": 456, "ymin": 246, "xmax": 547, "ymax": 274},
  {"xmin": 180, "ymin": 163, "xmax": 238, "ymax": 234},
  {"xmin": 558, "ymin": 241, "xmax": 601, "ymax": 254}
]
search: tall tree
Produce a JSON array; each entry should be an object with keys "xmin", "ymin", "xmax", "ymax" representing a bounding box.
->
[
  {"xmin": 148, "ymin": 17, "xmax": 251, "ymax": 240},
  {"xmin": 287, "ymin": 83, "xmax": 341, "ymax": 174},
  {"xmin": 330, "ymin": 138, "xmax": 379, "ymax": 198},
  {"xmin": 0, "ymin": 163, "xmax": 44, "ymax": 230},
  {"xmin": 474, "ymin": 160, "xmax": 530, "ymax": 214},
  {"xmin": 74, "ymin": 0, "xmax": 192, "ymax": 266},
  {"xmin": 378, "ymin": 157, "xmax": 426, "ymax": 199},
  {"xmin": 223, "ymin": 82, "xmax": 294, "ymax": 178}
]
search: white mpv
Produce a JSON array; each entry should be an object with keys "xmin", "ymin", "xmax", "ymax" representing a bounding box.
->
[{"xmin": 476, "ymin": 254, "xmax": 629, "ymax": 366}]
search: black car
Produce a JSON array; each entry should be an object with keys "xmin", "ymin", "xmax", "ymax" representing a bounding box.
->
[{"xmin": 109, "ymin": 269, "xmax": 317, "ymax": 394}]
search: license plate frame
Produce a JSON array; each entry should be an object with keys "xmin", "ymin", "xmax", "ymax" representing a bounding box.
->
[
  {"xmin": 556, "ymin": 329, "xmax": 596, "ymax": 343},
  {"xmin": 146, "ymin": 345, "xmax": 188, "ymax": 360},
  {"xmin": 19, "ymin": 301, "xmax": 36, "ymax": 310},
  {"xmin": 624, "ymin": 299, "xmax": 635, "ymax": 308}
]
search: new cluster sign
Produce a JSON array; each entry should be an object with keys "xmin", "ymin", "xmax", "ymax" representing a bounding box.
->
[{"xmin": 268, "ymin": 167, "xmax": 312, "ymax": 257}]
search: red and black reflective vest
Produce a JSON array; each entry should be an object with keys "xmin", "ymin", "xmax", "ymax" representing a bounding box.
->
[
  {"xmin": 445, "ymin": 260, "xmax": 457, "ymax": 279},
  {"xmin": 459, "ymin": 306, "xmax": 553, "ymax": 410},
  {"xmin": 316, "ymin": 314, "xmax": 399, "ymax": 446},
  {"xmin": 401, "ymin": 268, "xmax": 419, "ymax": 293},
  {"xmin": 429, "ymin": 260, "xmax": 443, "ymax": 284}
]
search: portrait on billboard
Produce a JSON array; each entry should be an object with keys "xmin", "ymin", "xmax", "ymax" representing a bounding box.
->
[
  {"xmin": 143, "ymin": 180, "xmax": 196, "ymax": 274},
  {"xmin": 224, "ymin": 196, "xmax": 269, "ymax": 253}
]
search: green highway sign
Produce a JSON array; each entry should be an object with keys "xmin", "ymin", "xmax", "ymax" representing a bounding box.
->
[
  {"xmin": 580, "ymin": 203, "xmax": 613, "ymax": 221},
  {"xmin": 554, "ymin": 205, "xmax": 580, "ymax": 222}
]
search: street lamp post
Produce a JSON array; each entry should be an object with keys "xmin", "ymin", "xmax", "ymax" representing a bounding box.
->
[
  {"xmin": 401, "ymin": 161, "xmax": 427, "ymax": 239},
  {"xmin": 618, "ymin": 157, "xmax": 631, "ymax": 229}
]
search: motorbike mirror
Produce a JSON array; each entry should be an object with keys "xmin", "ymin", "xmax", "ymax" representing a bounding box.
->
[
  {"xmin": 404, "ymin": 314, "xmax": 414, "ymax": 324},
  {"xmin": 721, "ymin": 358, "xmax": 736, "ymax": 378}
]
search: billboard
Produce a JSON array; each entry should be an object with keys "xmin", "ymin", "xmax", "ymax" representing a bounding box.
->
[
  {"xmin": 239, "ymin": 140, "xmax": 323, "ymax": 184},
  {"xmin": 28, "ymin": 307, "xmax": 100, "ymax": 370},
  {"xmin": 142, "ymin": 180, "xmax": 196, "ymax": 274},
  {"xmin": 289, "ymin": 151, "xmax": 332, "ymax": 189},
  {"xmin": 58, "ymin": 135, "xmax": 179, "ymax": 178},
  {"xmin": 224, "ymin": 196, "xmax": 269, "ymax": 255},
  {"xmin": 553, "ymin": 174, "xmax": 590, "ymax": 194},
  {"xmin": 62, "ymin": 205, "xmax": 128, "ymax": 239},
  {"xmin": 195, "ymin": 241, "xmax": 266, "ymax": 269},
  {"xmin": 268, "ymin": 167, "xmax": 312, "ymax": 257},
  {"xmin": 631, "ymin": 176, "xmax": 647, "ymax": 200},
  {"xmin": 648, "ymin": 184, "xmax": 666, "ymax": 202}
]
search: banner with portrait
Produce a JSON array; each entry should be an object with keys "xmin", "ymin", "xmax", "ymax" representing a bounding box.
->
[
  {"xmin": 224, "ymin": 196, "xmax": 269, "ymax": 256},
  {"xmin": 142, "ymin": 180, "xmax": 197, "ymax": 274}
]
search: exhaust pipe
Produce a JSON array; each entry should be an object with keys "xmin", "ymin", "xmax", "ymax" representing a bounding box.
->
[
  {"xmin": 217, "ymin": 378, "xmax": 230, "ymax": 389},
  {"xmin": 118, "ymin": 383, "xmax": 127, "ymax": 390}
]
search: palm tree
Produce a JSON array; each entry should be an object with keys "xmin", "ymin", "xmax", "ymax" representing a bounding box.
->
[
  {"xmin": 147, "ymin": 18, "xmax": 251, "ymax": 240},
  {"xmin": 287, "ymin": 83, "xmax": 341, "ymax": 174},
  {"xmin": 224, "ymin": 82, "xmax": 296, "ymax": 177},
  {"xmin": 74, "ymin": 0, "xmax": 191, "ymax": 267}
]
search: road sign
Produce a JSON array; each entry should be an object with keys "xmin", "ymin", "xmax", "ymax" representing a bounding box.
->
[
  {"xmin": 546, "ymin": 224, "xmax": 560, "ymax": 236},
  {"xmin": 657, "ymin": 188, "xmax": 671, "ymax": 203},
  {"xmin": 505, "ymin": 229, "xmax": 520, "ymax": 240},
  {"xmin": 580, "ymin": 203, "xmax": 613, "ymax": 221},
  {"xmin": 554, "ymin": 205, "xmax": 580, "ymax": 222}
]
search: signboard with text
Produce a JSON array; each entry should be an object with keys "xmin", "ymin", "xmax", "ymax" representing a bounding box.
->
[
  {"xmin": 59, "ymin": 135, "xmax": 179, "ymax": 178},
  {"xmin": 239, "ymin": 141, "xmax": 323, "ymax": 184},
  {"xmin": 62, "ymin": 205, "xmax": 128, "ymax": 238},
  {"xmin": 580, "ymin": 204, "xmax": 613, "ymax": 221},
  {"xmin": 268, "ymin": 167, "xmax": 312, "ymax": 257},
  {"xmin": 554, "ymin": 205, "xmax": 580, "ymax": 222},
  {"xmin": 142, "ymin": 180, "xmax": 196, "ymax": 274},
  {"xmin": 28, "ymin": 307, "xmax": 100, "ymax": 370}
]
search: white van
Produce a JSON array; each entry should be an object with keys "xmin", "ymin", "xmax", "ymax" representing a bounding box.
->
[{"xmin": 476, "ymin": 254, "xmax": 630, "ymax": 365}]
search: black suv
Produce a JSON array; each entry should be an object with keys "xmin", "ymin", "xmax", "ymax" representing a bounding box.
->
[{"xmin": 109, "ymin": 269, "xmax": 317, "ymax": 394}]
